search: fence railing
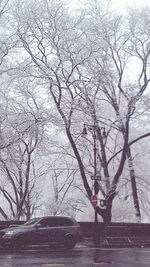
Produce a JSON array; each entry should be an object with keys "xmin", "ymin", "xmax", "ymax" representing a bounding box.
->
[
  {"xmin": 1, "ymin": 220, "xmax": 150, "ymax": 247},
  {"xmin": 0, "ymin": 221, "xmax": 150, "ymax": 236}
]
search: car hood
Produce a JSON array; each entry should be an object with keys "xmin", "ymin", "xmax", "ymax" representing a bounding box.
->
[{"xmin": 0, "ymin": 225, "xmax": 33, "ymax": 235}]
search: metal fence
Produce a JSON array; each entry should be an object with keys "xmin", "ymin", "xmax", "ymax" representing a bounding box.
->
[{"xmin": 1, "ymin": 221, "xmax": 150, "ymax": 247}]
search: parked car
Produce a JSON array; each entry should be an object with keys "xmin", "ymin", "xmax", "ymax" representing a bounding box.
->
[{"xmin": 0, "ymin": 216, "xmax": 82, "ymax": 250}]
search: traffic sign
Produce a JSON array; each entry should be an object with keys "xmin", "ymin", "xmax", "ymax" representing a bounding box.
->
[
  {"xmin": 91, "ymin": 195, "xmax": 98, "ymax": 207},
  {"xmin": 99, "ymin": 199, "xmax": 107, "ymax": 209}
]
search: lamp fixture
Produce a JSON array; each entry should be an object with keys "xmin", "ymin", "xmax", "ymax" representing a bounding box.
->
[{"xmin": 81, "ymin": 124, "xmax": 87, "ymax": 136}]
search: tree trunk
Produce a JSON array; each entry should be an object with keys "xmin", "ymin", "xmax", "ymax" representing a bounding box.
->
[
  {"xmin": 95, "ymin": 207, "xmax": 112, "ymax": 224},
  {"xmin": 96, "ymin": 199, "xmax": 113, "ymax": 225},
  {"xmin": 126, "ymin": 147, "xmax": 141, "ymax": 222}
]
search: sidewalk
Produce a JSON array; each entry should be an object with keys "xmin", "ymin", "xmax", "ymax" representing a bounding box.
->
[{"xmin": 81, "ymin": 236, "xmax": 150, "ymax": 248}]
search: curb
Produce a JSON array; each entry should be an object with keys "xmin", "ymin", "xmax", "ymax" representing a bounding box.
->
[{"xmin": 81, "ymin": 237, "xmax": 150, "ymax": 248}]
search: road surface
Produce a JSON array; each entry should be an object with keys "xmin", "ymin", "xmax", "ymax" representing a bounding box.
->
[{"xmin": 0, "ymin": 245, "xmax": 150, "ymax": 266}]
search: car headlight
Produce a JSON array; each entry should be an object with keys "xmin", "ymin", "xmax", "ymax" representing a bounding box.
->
[{"xmin": 4, "ymin": 230, "xmax": 16, "ymax": 236}]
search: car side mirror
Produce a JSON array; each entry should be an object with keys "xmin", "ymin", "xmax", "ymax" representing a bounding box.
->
[{"xmin": 9, "ymin": 224, "xmax": 18, "ymax": 228}]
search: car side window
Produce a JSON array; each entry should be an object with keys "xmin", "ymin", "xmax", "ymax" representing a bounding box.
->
[
  {"xmin": 39, "ymin": 218, "xmax": 50, "ymax": 227},
  {"xmin": 39, "ymin": 217, "xmax": 74, "ymax": 227},
  {"xmin": 39, "ymin": 218, "xmax": 58, "ymax": 227},
  {"xmin": 57, "ymin": 218, "xmax": 74, "ymax": 227}
]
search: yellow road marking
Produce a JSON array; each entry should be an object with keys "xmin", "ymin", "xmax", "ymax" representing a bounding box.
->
[
  {"xmin": 94, "ymin": 263, "xmax": 109, "ymax": 265},
  {"xmin": 94, "ymin": 261, "xmax": 110, "ymax": 265},
  {"xmin": 42, "ymin": 264, "xmax": 64, "ymax": 266}
]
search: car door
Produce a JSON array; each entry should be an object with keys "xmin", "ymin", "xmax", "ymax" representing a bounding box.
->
[
  {"xmin": 56, "ymin": 218, "xmax": 75, "ymax": 243},
  {"xmin": 34, "ymin": 218, "xmax": 51, "ymax": 244},
  {"xmin": 48, "ymin": 217, "xmax": 75, "ymax": 244},
  {"xmin": 46, "ymin": 218, "xmax": 62, "ymax": 244},
  {"xmin": 35, "ymin": 218, "xmax": 61, "ymax": 244}
]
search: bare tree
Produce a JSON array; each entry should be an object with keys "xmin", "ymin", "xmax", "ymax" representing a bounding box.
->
[
  {"xmin": 0, "ymin": 122, "xmax": 43, "ymax": 220},
  {"xmin": 0, "ymin": 80, "xmax": 48, "ymax": 220},
  {"xmin": 13, "ymin": 0, "xmax": 150, "ymax": 223},
  {"xmin": 45, "ymin": 165, "xmax": 86, "ymax": 218},
  {"xmin": 77, "ymin": 2, "xmax": 150, "ymax": 223}
]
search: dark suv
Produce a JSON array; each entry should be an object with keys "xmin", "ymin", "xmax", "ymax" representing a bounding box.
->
[{"xmin": 0, "ymin": 216, "xmax": 82, "ymax": 250}]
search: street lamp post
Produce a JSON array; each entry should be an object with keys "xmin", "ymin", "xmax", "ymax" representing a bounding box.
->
[
  {"xmin": 82, "ymin": 122, "xmax": 107, "ymax": 244},
  {"xmin": 82, "ymin": 123, "xmax": 107, "ymax": 207},
  {"xmin": 82, "ymin": 123, "xmax": 106, "ymax": 220},
  {"xmin": 93, "ymin": 124, "xmax": 98, "ymax": 223}
]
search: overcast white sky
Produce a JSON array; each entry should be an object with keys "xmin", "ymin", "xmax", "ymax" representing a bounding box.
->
[
  {"xmin": 112, "ymin": 0, "xmax": 150, "ymax": 12},
  {"xmin": 71, "ymin": 0, "xmax": 150, "ymax": 13}
]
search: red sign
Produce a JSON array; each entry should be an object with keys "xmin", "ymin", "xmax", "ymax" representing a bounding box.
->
[{"xmin": 91, "ymin": 195, "xmax": 98, "ymax": 207}]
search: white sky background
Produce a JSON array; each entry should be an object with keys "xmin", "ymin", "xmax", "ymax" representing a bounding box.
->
[
  {"xmin": 71, "ymin": 0, "xmax": 150, "ymax": 13},
  {"xmin": 111, "ymin": 0, "xmax": 150, "ymax": 12}
]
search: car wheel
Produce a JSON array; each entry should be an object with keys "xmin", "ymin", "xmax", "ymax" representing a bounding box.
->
[
  {"xmin": 13, "ymin": 242, "xmax": 26, "ymax": 249},
  {"xmin": 64, "ymin": 235, "xmax": 76, "ymax": 249},
  {"xmin": 3, "ymin": 242, "xmax": 26, "ymax": 250},
  {"xmin": 13, "ymin": 236, "xmax": 27, "ymax": 250},
  {"xmin": 2, "ymin": 243, "xmax": 14, "ymax": 250}
]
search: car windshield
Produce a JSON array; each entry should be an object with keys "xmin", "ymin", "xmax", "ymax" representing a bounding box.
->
[{"xmin": 23, "ymin": 218, "xmax": 39, "ymax": 226}]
